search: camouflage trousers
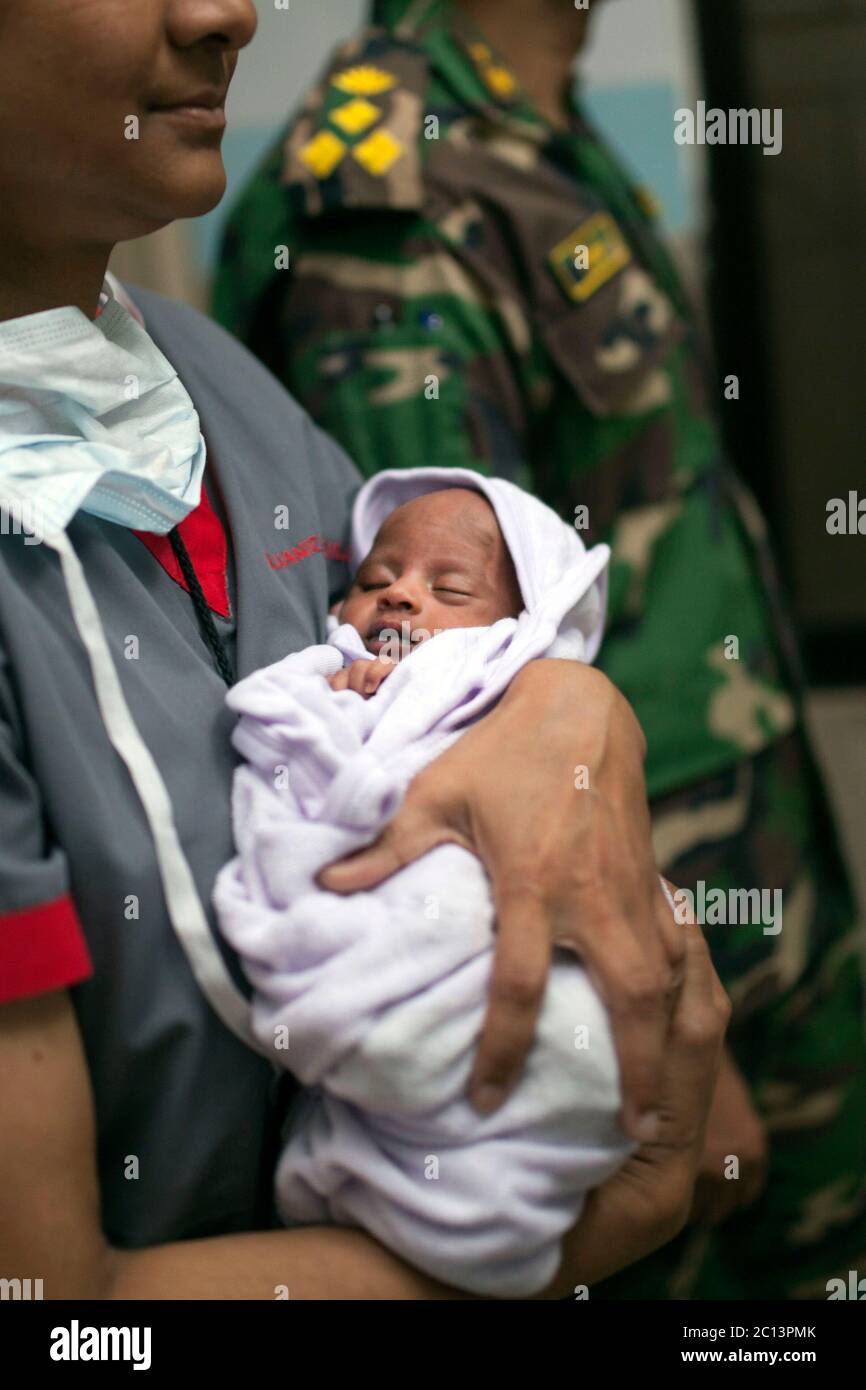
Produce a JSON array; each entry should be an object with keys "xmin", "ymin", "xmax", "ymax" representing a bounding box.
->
[{"xmin": 594, "ymin": 729, "xmax": 866, "ymax": 1300}]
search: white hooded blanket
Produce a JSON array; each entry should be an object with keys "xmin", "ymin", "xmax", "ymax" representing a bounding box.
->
[{"xmin": 213, "ymin": 467, "xmax": 636, "ymax": 1297}]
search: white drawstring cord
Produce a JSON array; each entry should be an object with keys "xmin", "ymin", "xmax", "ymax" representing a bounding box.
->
[{"xmin": 44, "ymin": 527, "xmax": 269, "ymax": 1059}]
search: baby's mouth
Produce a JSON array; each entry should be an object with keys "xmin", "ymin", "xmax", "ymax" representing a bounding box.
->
[{"xmin": 364, "ymin": 621, "xmax": 421, "ymax": 659}]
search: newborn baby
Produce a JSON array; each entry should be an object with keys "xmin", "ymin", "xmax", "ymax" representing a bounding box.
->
[
  {"xmin": 327, "ymin": 485, "xmax": 523, "ymax": 698},
  {"xmin": 214, "ymin": 467, "xmax": 640, "ymax": 1298}
]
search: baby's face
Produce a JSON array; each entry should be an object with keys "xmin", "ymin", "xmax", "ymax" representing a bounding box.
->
[{"xmin": 339, "ymin": 488, "xmax": 523, "ymax": 659}]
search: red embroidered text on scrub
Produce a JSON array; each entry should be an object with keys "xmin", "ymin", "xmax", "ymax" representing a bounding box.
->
[{"xmin": 266, "ymin": 536, "xmax": 350, "ymax": 570}]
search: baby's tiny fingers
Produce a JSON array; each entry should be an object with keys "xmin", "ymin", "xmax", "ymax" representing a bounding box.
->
[
  {"xmin": 347, "ymin": 660, "xmax": 375, "ymax": 694},
  {"xmin": 365, "ymin": 659, "xmax": 395, "ymax": 694}
]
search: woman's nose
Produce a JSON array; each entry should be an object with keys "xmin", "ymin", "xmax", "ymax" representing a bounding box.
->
[{"xmin": 169, "ymin": 0, "xmax": 258, "ymax": 53}]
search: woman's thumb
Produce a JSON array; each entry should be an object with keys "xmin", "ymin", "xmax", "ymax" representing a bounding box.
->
[{"xmin": 316, "ymin": 798, "xmax": 447, "ymax": 893}]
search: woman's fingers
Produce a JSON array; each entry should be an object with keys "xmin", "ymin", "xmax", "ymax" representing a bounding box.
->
[
  {"xmin": 655, "ymin": 919, "xmax": 731, "ymax": 1153},
  {"xmin": 674, "ymin": 919, "xmax": 730, "ymax": 1047},
  {"xmin": 471, "ymin": 873, "xmax": 678, "ymax": 1130},
  {"xmin": 562, "ymin": 880, "xmax": 679, "ymax": 1141},
  {"xmin": 316, "ymin": 779, "xmax": 460, "ymax": 893},
  {"xmin": 468, "ymin": 891, "xmax": 553, "ymax": 1113},
  {"xmin": 657, "ymin": 877, "xmax": 689, "ymax": 971},
  {"xmin": 587, "ymin": 933, "xmax": 670, "ymax": 1141}
]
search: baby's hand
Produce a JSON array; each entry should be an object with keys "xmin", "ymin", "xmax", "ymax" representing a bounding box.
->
[{"xmin": 327, "ymin": 656, "xmax": 395, "ymax": 699}]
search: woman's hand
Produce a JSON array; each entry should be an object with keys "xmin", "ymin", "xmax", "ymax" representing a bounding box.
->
[
  {"xmin": 318, "ymin": 659, "xmax": 686, "ymax": 1140},
  {"xmin": 537, "ymin": 913, "xmax": 731, "ymax": 1296},
  {"xmin": 688, "ymin": 1046, "xmax": 769, "ymax": 1225}
]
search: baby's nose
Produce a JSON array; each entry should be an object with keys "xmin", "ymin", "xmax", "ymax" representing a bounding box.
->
[{"xmin": 377, "ymin": 583, "xmax": 420, "ymax": 612}]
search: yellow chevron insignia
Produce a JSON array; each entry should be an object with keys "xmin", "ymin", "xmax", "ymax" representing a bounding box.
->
[
  {"xmin": 484, "ymin": 65, "xmax": 518, "ymax": 101},
  {"xmin": 331, "ymin": 97, "xmax": 382, "ymax": 136},
  {"xmin": 299, "ymin": 129, "xmax": 348, "ymax": 180},
  {"xmin": 352, "ymin": 128, "xmax": 404, "ymax": 177},
  {"xmin": 332, "ymin": 65, "xmax": 398, "ymax": 96}
]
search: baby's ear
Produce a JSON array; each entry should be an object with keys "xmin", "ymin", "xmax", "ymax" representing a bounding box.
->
[{"xmin": 329, "ymin": 599, "xmax": 343, "ymax": 617}]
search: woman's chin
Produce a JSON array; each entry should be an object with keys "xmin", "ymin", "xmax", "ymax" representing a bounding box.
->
[
  {"xmin": 169, "ymin": 165, "xmax": 228, "ymax": 219},
  {"xmin": 137, "ymin": 158, "xmax": 228, "ymax": 224}
]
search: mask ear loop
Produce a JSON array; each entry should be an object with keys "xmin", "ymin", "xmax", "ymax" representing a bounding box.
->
[{"xmin": 42, "ymin": 526, "xmax": 273, "ymax": 1062}]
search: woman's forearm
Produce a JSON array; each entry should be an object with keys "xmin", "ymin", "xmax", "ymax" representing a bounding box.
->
[{"xmin": 105, "ymin": 1226, "xmax": 474, "ymax": 1301}]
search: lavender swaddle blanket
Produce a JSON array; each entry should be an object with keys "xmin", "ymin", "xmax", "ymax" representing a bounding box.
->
[{"xmin": 213, "ymin": 468, "xmax": 634, "ymax": 1297}]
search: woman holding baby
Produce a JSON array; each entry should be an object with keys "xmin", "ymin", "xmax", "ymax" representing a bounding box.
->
[{"xmin": 0, "ymin": 0, "xmax": 727, "ymax": 1300}]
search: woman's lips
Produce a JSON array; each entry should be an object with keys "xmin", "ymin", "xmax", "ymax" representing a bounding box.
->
[
  {"xmin": 149, "ymin": 105, "xmax": 226, "ymax": 131},
  {"xmin": 148, "ymin": 85, "xmax": 227, "ymax": 120}
]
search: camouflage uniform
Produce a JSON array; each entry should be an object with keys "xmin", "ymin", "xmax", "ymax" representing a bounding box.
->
[{"xmin": 214, "ymin": 0, "xmax": 866, "ymax": 1299}]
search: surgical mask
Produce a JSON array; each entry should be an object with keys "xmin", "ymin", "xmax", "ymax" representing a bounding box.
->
[
  {"xmin": 0, "ymin": 277, "xmax": 265, "ymax": 1057},
  {"xmin": 0, "ymin": 274, "xmax": 205, "ymax": 541}
]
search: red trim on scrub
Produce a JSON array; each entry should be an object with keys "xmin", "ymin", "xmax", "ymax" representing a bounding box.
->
[
  {"xmin": 0, "ymin": 895, "xmax": 93, "ymax": 1004},
  {"xmin": 134, "ymin": 487, "xmax": 231, "ymax": 619}
]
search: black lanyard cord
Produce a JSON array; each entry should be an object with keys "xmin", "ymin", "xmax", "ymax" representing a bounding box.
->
[{"xmin": 168, "ymin": 528, "xmax": 235, "ymax": 687}]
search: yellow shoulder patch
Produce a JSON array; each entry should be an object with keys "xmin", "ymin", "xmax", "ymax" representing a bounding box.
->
[
  {"xmin": 332, "ymin": 65, "xmax": 398, "ymax": 96},
  {"xmin": 547, "ymin": 213, "xmax": 632, "ymax": 304}
]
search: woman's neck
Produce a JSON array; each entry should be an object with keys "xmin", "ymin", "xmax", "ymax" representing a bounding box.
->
[
  {"xmin": 457, "ymin": 0, "xmax": 590, "ymax": 131},
  {"xmin": 0, "ymin": 231, "xmax": 110, "ymax": 323}
]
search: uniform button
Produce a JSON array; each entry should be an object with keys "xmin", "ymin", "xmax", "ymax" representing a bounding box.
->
[
  {"xmin": 419, "ymin": 309, "xmax": 443, "ymax": 331},
  {"xmin": 373, "ymin": 302, "xmax": 394, "ymax": 326}
]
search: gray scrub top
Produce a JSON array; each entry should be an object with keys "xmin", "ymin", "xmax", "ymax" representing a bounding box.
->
[{"xmin": 0, "ymin": 286, "xmax": 360, "ymax": 1247}]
